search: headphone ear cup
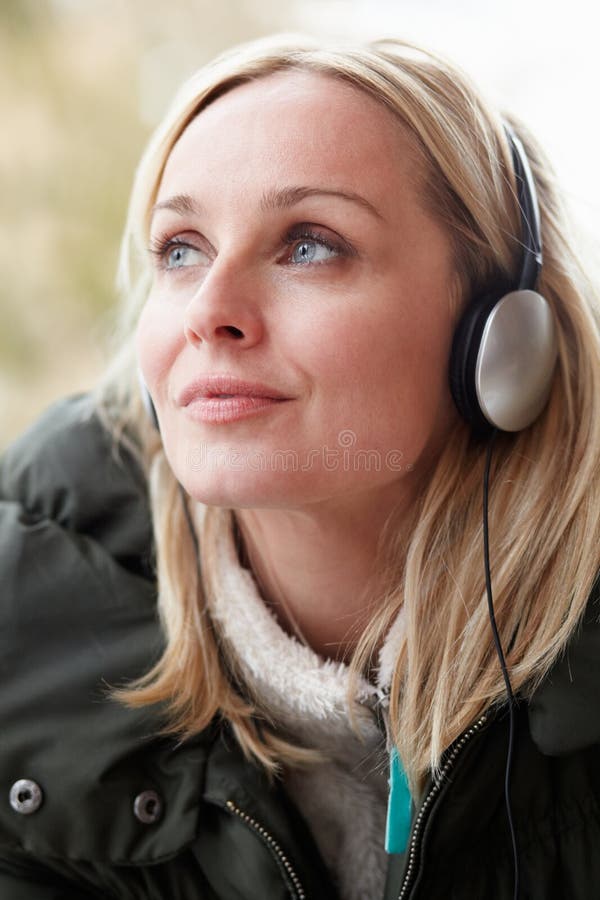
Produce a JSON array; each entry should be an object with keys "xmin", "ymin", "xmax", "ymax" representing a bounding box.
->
[
  {"xmin": 449, "ymin": 289, "xmax": 557, "ymax": 434},
  {"xmin": 449, "ymin": 291, "xmax": 502, "ymax": 436}
]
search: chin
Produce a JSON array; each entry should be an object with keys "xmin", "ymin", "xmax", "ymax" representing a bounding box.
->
[
  {"xmin": 179, "ymin": 467, "xmax": 330, "ymax": 511},
  {"xmin": 185, "ymin": 475, "xmax": 260, "ymax": 508}
]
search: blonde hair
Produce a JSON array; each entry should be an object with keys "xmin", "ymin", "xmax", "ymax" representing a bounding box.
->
[{"xmin": 92, "ymin": 33, "xmax": 600, "ymax": 789}]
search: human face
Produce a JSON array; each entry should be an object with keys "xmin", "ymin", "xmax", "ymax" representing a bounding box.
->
[{"xmin": 136, "ymin": 70, "xmax": 459, "ymax": 510}]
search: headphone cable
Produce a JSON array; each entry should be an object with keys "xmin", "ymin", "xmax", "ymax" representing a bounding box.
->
[{"xmin": 483, "ymin": 430, "xmax": 519, "ymax": 899}]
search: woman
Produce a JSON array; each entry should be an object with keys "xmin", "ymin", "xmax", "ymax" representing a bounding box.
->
[{"xmin": 1, "ymin": 33, "xmax": 599, "ymax": 900}]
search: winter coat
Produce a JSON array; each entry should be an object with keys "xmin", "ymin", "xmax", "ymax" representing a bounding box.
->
[{"xmin": 1, "ymin": 392, "xmax": 600, "ymax": 900}]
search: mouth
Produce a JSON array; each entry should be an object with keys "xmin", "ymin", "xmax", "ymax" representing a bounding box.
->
[
  {"xmin": 177, "ymin": 374, "xmax": 294, "ymax": 425},
  {"xmin": 178, "ymin": 374, "xmax": 292, "ymax": 407},
  {"xmin": 182, "ymin": 392, "xmax": 290, "ymax": 425}
]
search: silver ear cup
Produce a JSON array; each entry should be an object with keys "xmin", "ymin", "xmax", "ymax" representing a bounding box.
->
[{"xmin": 475, "ymin": 290, "xmax": 557, "ymax": 431}]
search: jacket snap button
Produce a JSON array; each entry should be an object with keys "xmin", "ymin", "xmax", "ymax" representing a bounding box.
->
[
  {"xmin": 133, "ymin": 790, "xmax": 162, "ymax": 824},
  {"xmin": 9, "ymin": 779, "xmax": 43, "ymax": 815}
]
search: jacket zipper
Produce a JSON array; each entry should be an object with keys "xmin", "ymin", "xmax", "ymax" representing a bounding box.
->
[
  {"xmin": 226, "ymin": 799, "xmax": 307, "ymax": 900},
  {"xmin": 397, "ymin": 712, "xmax": 489, "ymax": 900}
]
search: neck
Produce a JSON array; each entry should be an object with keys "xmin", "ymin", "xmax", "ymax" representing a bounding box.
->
[{"xmin": 232, "ymin": 482, "xmax": 417, "ymax": 662}]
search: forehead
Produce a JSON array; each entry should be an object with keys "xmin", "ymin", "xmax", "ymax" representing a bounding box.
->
[{"xmin": 160, "ymin": 69, "xmax": 423, "ymax": 205}]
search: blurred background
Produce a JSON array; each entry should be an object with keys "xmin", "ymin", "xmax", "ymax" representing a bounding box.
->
[{"xmin": 2, "ymin": 0, "xmax": 598, "ymax": 447}]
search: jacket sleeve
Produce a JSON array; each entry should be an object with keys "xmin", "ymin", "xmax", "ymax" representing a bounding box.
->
[
  {"xmin": 0, "ymin": 855, "xmax": 106, "ymax": 899},
  {"xmin": 0, "ymin": 394, "xmax": 170, "ymax": 891}
]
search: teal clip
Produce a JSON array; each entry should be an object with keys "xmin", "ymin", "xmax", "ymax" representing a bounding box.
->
[{"xmin": 385, "ymin": 747, "xmax": 412, "ymax": 854}]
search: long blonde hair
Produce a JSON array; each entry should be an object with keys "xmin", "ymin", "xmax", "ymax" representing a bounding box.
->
[{"xmin": 92, "ymin": 33, "xmax": 600, "ymax": 789}]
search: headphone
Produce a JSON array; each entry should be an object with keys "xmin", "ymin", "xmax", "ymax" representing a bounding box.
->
[{"xmin": 449, "ymin": 122, "xmax": 557, "ymax": 435}]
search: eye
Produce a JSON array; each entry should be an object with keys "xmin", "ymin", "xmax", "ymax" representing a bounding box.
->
[
  {"xmin": 165, "ymin": 244, "xmax": 207, "ymax": 269},
  {"xmin": 148, "ymin": 235, "xmax": 208, "ymax": 270},
  {"xmin": 285, "ymin": 225, "xmax": 348, "ymax": 266},
  {"xmin": 290, "ymin": 237, "xmax": 336, "ymax": 265}
]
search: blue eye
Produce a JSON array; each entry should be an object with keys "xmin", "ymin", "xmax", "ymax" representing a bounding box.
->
[
  {"xmin": 148, "ymin": 236, "xmax": 207, "ymax": 270},
  {"xmin": 165, "ymin": 244, "xmax": 207, "ymax": 269},
  {"xmin": 286, "ymin": 225, "xmax": 345, "ymax": 266},
  {"xmin": 290, "ymin": 236, "xmax": 339, "ymax": 265}
]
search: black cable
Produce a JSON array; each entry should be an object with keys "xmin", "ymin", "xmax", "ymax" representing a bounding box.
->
[{"xmin": 483, "ymin": 431, "xmax": 519, "ymax": 900}]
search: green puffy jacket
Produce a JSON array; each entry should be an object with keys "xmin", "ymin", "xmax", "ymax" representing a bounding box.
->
[{"xmin": 1, "ymin": 393, "xmax": 600, "ymax": 900}]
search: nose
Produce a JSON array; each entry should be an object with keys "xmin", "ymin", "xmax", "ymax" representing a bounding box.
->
[{"xmin": 182, "ymin": 256, "xmax": 264, "ymax": 350}]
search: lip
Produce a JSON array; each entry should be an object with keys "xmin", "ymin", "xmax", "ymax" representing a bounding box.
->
[
  {"xmin": 177, "ymin": 373, "xmax": 293, "ymax": 424},
  {"xmin": 177, "ymin": 374, "xmax": 292, "ymax": 406}
]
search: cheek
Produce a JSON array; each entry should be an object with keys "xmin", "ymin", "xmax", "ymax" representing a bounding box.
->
[
  {"xmin": 135, "ymin": 297, "xmax": 181, "ymax": 399},
  {"xmin": 300, "ymin": 288, "xmax": 454, "ymax": 451},
  {"xmin": 299, "ymin": 295, "xmax": 448, "ymax": 394}
]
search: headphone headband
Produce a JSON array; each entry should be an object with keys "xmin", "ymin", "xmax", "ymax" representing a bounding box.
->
[{"xmin": 502, "ymin": 122, "xmax": 543, "ymax": 291}]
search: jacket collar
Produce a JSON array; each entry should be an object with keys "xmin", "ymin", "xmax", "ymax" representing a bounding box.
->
[
  {"xmin": 199, "ymin": 725, "xmax": 340, "ymax": 900},
  {"xmin": 528, "ymin": 576, "xmax": 600, "ymax": 754}
]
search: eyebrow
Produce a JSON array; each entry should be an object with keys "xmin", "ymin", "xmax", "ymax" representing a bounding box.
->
[
  {"xmin": 151, "ymin": 186, "xmax": 385, "ymax": 222},
  {"xmin": 151, "ymin": 194, "xmax": 200, "ymax": 219},
  {"xmin": 261, "ymin": 185, "xmax": 385, "ymax": 221}
]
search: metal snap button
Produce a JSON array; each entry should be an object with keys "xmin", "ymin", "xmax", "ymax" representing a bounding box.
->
[
  {"xmin": 133, "ymin": 789, "xmax": 162, "ymax": 824},
  {"xmin": 9, "ymin": 779, "xmax": 43, "ymax": 815}
]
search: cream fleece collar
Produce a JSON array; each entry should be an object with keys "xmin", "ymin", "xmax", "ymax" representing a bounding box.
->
[{"xmin": 193, "ymin": 504, "xmax": 404, "ymax": 751}]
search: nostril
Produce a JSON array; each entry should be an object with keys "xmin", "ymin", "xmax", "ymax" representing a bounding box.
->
[{"xmin": 223, "ymin": 325, "xmax": 244, "ymax": 338}]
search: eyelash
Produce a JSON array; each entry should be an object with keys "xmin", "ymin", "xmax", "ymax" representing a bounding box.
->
[{"xmin": 147, "ymin": 224, "xmax": 348, "ymax": 270}]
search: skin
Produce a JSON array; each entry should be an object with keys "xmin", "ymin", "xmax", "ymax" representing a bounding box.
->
[{"xmin": 136, "ymin": 69, "xmax": 460, "ymax": 659}]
